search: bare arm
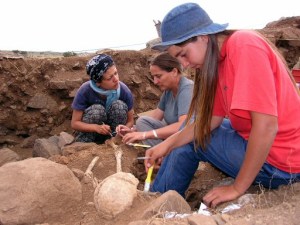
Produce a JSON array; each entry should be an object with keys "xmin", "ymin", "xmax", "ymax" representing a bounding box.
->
[
  {"xmin": 146, "ymin": 114, "xmax": 187, "ymax": 139},
  {"xmin": 121, "ymin": 107, "xmax": 190, "ymax": 143},
  {"xmin": 116, "ymin": 108, "xmax": 162, "ymax": 137},
  {"xmin": 234, "ymin": 112, "xmax": 278, "ymax": 193},
  {"xmin": 123, "ymin": 114, "xmax": 187, "ymax": 143},
  {"xmin": 203, "ymin": 112, "xmax": 278, "ymax": 207},
  {"xmin": 145, "ymin": 116, "xmax": 224, "ymax": 167},
  {"xmin": 146, "ymin": 112, "xmax": 223, "ymax": 139}
]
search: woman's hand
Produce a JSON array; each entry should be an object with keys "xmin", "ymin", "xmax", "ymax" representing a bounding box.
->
[
  {"xmin": 202, "ymin": 184, "xmax": 243, "ymax": 208},
  {"xmin": 144, "ymin": 142, "xmax": 169, "ymax": 172},
  {"xmin": 94, "ymin": 124, "xmax": 111, "ymax": 136},
  {"xmin": 122, "ymin": 131, "xmax": 144, "ymax": 144},
  {"xmin": 116, "ymin": 125, "xmax": 134, "ymax": 137}
]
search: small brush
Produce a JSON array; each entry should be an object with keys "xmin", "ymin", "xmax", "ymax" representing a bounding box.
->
[{"xmin": 144, "ymin": 164, "xmax": 154, "ymax": 192}]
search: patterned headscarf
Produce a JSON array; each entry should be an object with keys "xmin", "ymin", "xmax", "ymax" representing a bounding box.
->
[{"xmin": 86, "ymin": 54, "xmax": 114, "ymax": 82}]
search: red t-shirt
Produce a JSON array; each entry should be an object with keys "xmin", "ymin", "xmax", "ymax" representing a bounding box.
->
[{"xmin": 213, "ymin": 30, "xmax": 300, "ymax": 173}]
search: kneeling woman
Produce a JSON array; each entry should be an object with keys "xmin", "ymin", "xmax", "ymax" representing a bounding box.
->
[{"xmin": 71, "ymin": 54, "xmax": 134, "ymax": 143}]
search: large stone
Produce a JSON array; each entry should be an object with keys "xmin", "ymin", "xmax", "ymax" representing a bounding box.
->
[{"xmin": 0, "ymin": 157, "xmax": 82, "ymax": 225}]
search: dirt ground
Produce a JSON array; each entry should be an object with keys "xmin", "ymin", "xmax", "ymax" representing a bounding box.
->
[{"xmin": 0, "ymin": 17, "xmax": 300, "ymax": 225}]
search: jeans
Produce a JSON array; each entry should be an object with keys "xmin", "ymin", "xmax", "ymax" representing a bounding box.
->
[{"xmin": 151, "ymin": 119, "xmax": 300, "ymax": 197}]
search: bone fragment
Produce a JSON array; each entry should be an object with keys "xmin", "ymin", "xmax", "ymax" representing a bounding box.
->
[{"xmin": 105, "ymin": 139, "xmax": 123, "ymax": 173}]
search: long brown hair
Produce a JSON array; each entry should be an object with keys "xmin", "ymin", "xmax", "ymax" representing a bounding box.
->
[{"xmin": 179, "ymin": 34, "xmax": 220, "ymax": 149}]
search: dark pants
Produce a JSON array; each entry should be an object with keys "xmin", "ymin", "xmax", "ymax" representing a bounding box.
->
[{"xmin": 75, "ymin": 100, "xmax": 128, "ymax": 143}]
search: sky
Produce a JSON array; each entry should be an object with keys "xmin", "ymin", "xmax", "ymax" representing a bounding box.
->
[{"xmin": 0, "ymin": 0, "xmax": 299, "ymax": 53}]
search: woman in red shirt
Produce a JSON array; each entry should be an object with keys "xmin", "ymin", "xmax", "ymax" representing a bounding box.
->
[{"xmin": 145, "ymin": 2, "xmax": 300, "ymax": 208}]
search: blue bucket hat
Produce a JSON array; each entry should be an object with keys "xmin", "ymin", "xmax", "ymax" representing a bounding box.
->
[
  {"xmin": 152, "ymin": 3, "xmax": 228, "ymax": 51},
  {"xmin": 86, "ymin": 54, "xmax": 114, "ymax": 82}
]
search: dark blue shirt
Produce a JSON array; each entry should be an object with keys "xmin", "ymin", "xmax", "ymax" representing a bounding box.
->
[{"xmin": 72, "ymin": 81, "xmax": 134, "ymax": 111}]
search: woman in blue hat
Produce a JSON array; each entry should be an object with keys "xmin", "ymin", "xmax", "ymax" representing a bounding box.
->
[
  {"xmin": 145, "ymin": 2, "xmax": 300, "ymax": 208},
  {"xmin": 71, "ymin": 54, "xmax": 134, "ymax": 143}
]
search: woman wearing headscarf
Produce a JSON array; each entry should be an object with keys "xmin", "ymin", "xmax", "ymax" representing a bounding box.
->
[{"xmin": 71, "ymin": 54, "xmax": 134, "ymax": 143}]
